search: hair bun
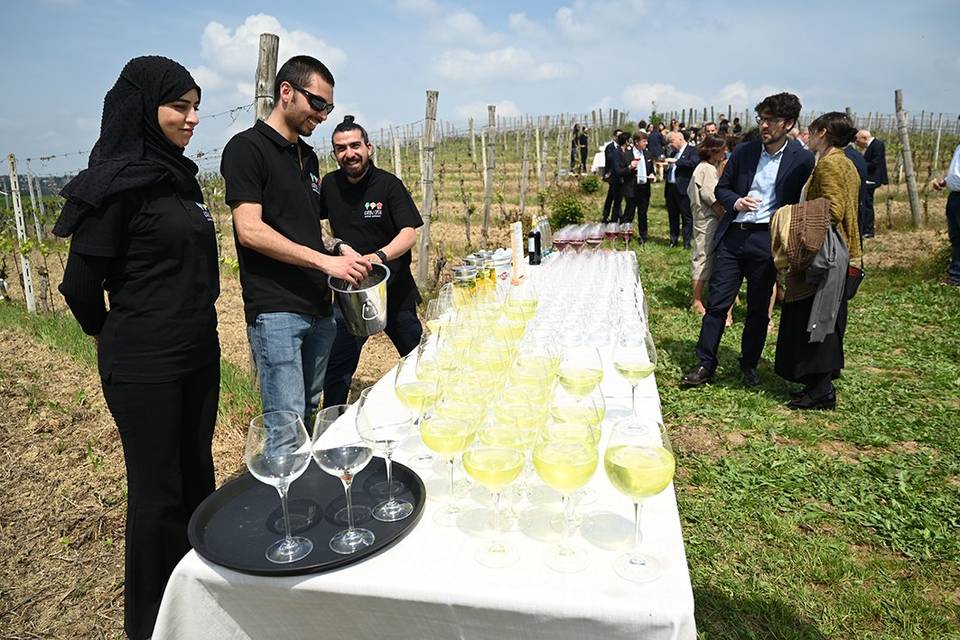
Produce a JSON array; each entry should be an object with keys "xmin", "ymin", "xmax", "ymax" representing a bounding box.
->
[{"xmin": 343, "ymin": 115, "xmax": 355, "ymax": 124}]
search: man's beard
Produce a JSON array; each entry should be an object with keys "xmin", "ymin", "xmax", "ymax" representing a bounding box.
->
[{"xmin": 342, "ymin": 157, "xmax": 369, "ymax": 178}]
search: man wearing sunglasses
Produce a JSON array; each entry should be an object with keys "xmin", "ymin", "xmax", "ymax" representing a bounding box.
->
[{"xmin": 221, "ymin": 55, "xmax": 371, "ymax": 425}]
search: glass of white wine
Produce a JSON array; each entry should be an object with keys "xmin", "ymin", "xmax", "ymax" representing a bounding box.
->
[
  {"xmin": 312, "ymin": 441, "xmax": 375, "ymax": 555},
  {"xmin": 395, "ymin": 351, "xmax": 439, "ymax": 468},
  {"xmin": 462, "ymin": 445, "xmax": 526, "ymax": 568},
  {"xmin": 613, "ymin": 321, "xmax": 658, "ymax": 416},
  {"xmin": 604, "ymin": 416, "xmax": 675, "ymax": 582},
  {"xmin": 419, "ymin": 414, "xmax": 476, "ymax": 526},
  {"xmin": 558, "ymin": 344, "xmax": 604, "ymax": 398},
  {"xmin": 245, "ymin": 411, "xmax": 313, "ymax": 564},
  {"xmin": 355, "ymin": 386, "xmax": 415, "ymax": 522},
  {"xmin": 532, "ymin": 422, "xmax": 599, "ymax": 572}
]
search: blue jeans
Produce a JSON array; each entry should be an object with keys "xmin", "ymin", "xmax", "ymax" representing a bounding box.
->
[
  {"xmin": 247, "ymin": 312, "xmax": 337, "ymax": 425},
  {"xmin": 322, "ymin": 306, "xmax": 423, "ymax": 407}
]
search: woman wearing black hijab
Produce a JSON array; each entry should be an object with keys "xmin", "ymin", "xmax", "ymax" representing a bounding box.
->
[{"xmin": 56, "ymin": 56, "xmax": 219, "ymax": 640}]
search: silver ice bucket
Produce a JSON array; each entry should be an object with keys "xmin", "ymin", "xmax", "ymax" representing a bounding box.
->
[{"xmin": 328, "ymin": 263, "xmax": 391, "ymax": 337}]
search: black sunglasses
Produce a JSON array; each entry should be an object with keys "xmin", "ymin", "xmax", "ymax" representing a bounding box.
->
[{"xmin": 288, "ymin": 82, "xmax": 335, "ymax": 116}]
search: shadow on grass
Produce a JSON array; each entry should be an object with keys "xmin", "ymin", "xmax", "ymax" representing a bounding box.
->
[{"xmin": 694, "ymin": 588, "xmax": 828, "ymax": 639}]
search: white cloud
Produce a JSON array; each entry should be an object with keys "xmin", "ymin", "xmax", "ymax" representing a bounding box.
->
[
  {"xmin": 434, "ymin": 48, "xmax": 564, "ymax": 81},
  {"xmin": 395, "ymin": 0, "xmax": 439, "ymax": 13},
  {"xmin": 429, "ymin": 10, "xmax": 502, "ymax": 47},
  {"xmin": 454, "ymin": 100, "xmax": 522, "ymax": 121},
  {"xmin": 508, "ymin": 12, "xmax": 547, "ymax": 38},
  {"xmin": 189, "ymin": 65, "xmax": 225, "ymax": 91},
  {"xmin": 554, "ymin": 0, "xmax": 647, "ymax": 40},
  {"xmin": 622, "ymin": 83, "xmax": 703, "ymax": 112},
  {"xmin": 715, "ymin": 81, "xmax": 792, "ymax": 108},
  {"xmin": 199, "ymin": 14, "xmax": 347, "ymax": 102}
]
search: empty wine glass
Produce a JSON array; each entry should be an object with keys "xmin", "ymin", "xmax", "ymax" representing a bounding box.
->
[
  {"xmin": 604, "ymin": 416, "xmax": 675, "ymax": 583},
  {"xmin": 312, "ymin": 441, "xmax": 375, "ymax": 555},
  {"xmin": 314, "ymin": 404, "xmax": 370, "ymax": 526},
  {"xmin": 356, "ymin": 386, "xmax": 415, "ymax": 522},
  {"xmin": 245, "ymin": 411, "xmax": 313, "ymax": 564}
]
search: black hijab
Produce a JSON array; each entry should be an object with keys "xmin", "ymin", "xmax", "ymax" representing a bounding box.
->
[{"xmin": 53, "ymin": 56, "xmax": 203, "ymax": 237}]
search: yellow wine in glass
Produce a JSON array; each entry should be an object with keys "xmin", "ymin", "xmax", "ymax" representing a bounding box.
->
[
  {"xmin": 557, "ymin": 367, "xmax": 603, "ymax": 396},
  {"xmin": 462, "ymin": 446, "xmax": 526, "ymax": 568},
  {"xmin": 550, "ymin": 403, "xmax": 604, "ymax": 429},
  {"xmin": 612, "ymin": 361, "xmax": 656, "ymax": 385},
  {"xmin": 395, "ymin": 381, "xmax": 438, "ymax": 414},
  {"xmin": 421, "ymin": 416, "xmax": 477, "ymax": 456}
]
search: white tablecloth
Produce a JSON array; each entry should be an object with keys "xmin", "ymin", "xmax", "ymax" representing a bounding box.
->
[{"xmin": 154, "ymin": 257, "xmax": 696, "ymax": 640}]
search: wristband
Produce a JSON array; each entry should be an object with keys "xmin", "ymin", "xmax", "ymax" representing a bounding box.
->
[
  {"xmin": 375, "ymin": 250, "xmax": 387, "ymax": 263},
  {"xmin": 332, "ymin": 241, "xmax": 345, "ymax": 255}
]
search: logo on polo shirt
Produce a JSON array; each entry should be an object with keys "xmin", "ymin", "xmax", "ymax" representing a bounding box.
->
[
  {"xmin": 363, "ymin": 201, "xmax": 384, "ymax": 219},
  {"xmin": 310, "ymin": 172, "xmax": 321, "ymax": 195},
  {"xmin": 195, "ymin": 202, "xmax": 213, "ymax": 222}
]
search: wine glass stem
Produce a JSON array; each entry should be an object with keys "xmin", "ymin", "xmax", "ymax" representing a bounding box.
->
[
  {"xmin": 560, "ymin": 494, "xmax": 573, "ymax": 544},
  {"xmin": 342, "ymin": 479, "xmax": 355, "ymax": 532},
  {"xmin": 631, "ymin": 384, "xmax": 638, "ymax": 417},
  {"xmin": 385, "ymin": 454, "xmax": 395, "ymax": 502},
  {"xmin": 447, "ymin": 457, "xmax": 455, "ymax": 498},
  {"xmin": 277, "ymin": 483, "xmax": 293, "ymax": 543},
  {"xmin": 632, "ymin": 501, "xmax": 644, "ymax": 558},
  {"xmin": 492, "ymin": 490, "xmax": 503, "ymax": 532}
]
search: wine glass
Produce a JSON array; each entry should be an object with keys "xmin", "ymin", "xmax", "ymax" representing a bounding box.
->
[
  {"xmin": 532, "ymin": 422, "xmax": 599, "ymax": 572},
  {"xmin": 550, "ymin": 384, "xmax": 606, "ymax": 441},
  {"xmin": 314, "ymin": 404, "xmax": 371, "ymax": 526},
  {"xmin": 613, "ymin": 321, "xmax": 658, "ymax": 416},
  {"xmin": 395, "ymin": 351, "xmax": 439, "ymax": 468},
  {"xmin": 356, "ymin": 386, "xmax": 415, "ymax": 522},
  {"xmin": 312, "ymin": 441, "xmax": 375, "ymax": 555},
  {"xmin": 558, "ymin": 344, "xmax": 604, "ymax": 398},
  {"xmin": 245, "ymin": 411, "xmax": 313, "ymax": 564},
  {"xmin": 604, "ymin": 416, "xmax": 676, "ymax": 583},
  {"xmin": 462, "ymin": 445, "xmax": 526, "ymax": 568},
  {"xmin": 420, "ymin": 414, "xmax": 476, "ymax": 526}
]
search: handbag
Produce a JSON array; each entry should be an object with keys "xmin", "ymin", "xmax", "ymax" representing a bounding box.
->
[{"xmin": 846, "ymin": 261, "xmax": 865, "ymax": 300}]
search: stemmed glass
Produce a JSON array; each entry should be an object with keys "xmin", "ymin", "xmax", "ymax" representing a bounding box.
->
[
  {"xmin": 245, "ymin": 411, "xmax": 314, "ymax": 564},
  {"xmin": 613, "ymin": 321, "xmax": 658, "ymax": 416},
  {"xmin": 462, "ymin": 445, "xmax": 526, "ymax": 568},
  {"xmin": 356, "ymin": 386, "xmax": 415, "ymax": 522},
  {"xmin": 420, "ymin": 414, "xmax": 476, "ymax": 526},
  {"xmin": 532, "ymin": 422, "xmax": 599, "ymax": 572},
  {"xmin": 312, "ymin": 441, "xmax": 375, "ymax": 555},
  {"xmin": 604, "ymin": 417, "xmax": 675, "ymax": 582},
  {"xmin": 395, "ymin": 351, "xmax": 439, "ymax": 468},
  {"xmin": 558, "ymin": 343, "xmax": 604, "ymax": 398}
]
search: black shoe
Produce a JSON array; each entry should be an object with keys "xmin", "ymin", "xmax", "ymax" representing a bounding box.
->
[
  {"xmin": 863, "ymin": 231, "xmax": 875, "ymax": 238},
  {"xmin": 681, "ymin": 365, "xmax": 714, "ymax": 387},
  {"xmin": 788, "ymin": 390, "xmax": 837, "ymax": 410},
  {"xmin": 683, "ymin": 243, "xmax": 692, "ymax": 250},
  {"xmin": 741, "ymin": 366, "xmax": 760, "ymax": 387},
  {"xmin": 669, "ymin": 239, "xmax": 679, "ymax": 248},
  {"xmin": 789, "ymin": 388, "xmax": 809, "ymax": 399}
]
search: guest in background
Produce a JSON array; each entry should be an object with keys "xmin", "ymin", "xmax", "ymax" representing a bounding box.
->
[
  {"xmin": 844, "ymin": 140, "xmax": 869, "ymax": 245},
  {"xmin": 570, "ymin": 123, "xmax": 583, "ymax": 173},
  {"xmin": 703, "ymin": 121, "xmax": 718, "ymax": 136},
  {"xmin": 602, "ymin": 128, "xmax": 625, "ymax": 222},
  {"xmin": 578, "ymin": 126, "xmax": 589, "ymax": 174},
  {"xmin": 732, "ymin": 116, "xmax": 743, "ymax": 134},
  {"xmin": 681, "ymin": 92, "xmax": 815, "ymax": 389},
  {"xmin": 623, "ymin": 130, "xmax": 656, "ymax": 244},
  {"xmin": 603, "ymin": 131, "xmax": 633, "ymax": 223},
  {"xmin": 931, "ymin": 141, "xmax": 960, "ymax": 286},
  {"xmin": 648, "ymin": 122, "xmax": 666, "ymax": 160},
  {"xmin": 718, "ymin": 115, "xmax": 730, "ymax": 135},
  {"xmin": 55, "ymin": 56, "xmax": 219, "ymax": 640},
  {"xmin": 855, "ymin": 129, "xmax": 888, "ymax": 237},
  {"xmin": 798, "ymin": 127, "xmax": 810, "ymax": 148},
  {"xmin": 775, "ymin": 112, "xmax": 861, "ymax": 410},
  {"xmin": 664, "ymin": 131, "xmax": 699, "ymax": 248},
  {"xmin": 688, "ymin": 135, "xmax": 729, "ymax": 318}
]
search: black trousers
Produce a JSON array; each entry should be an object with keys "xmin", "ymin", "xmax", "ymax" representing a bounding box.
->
[
  {"xmin": 101, "ymin": 361, "xmax": 219, "ymax": 640},
  {"xmin": 580, "ymin": 148, "xmax": 588, "ymax": 172},
  {"xmin": 861, "ymin": 184, "xmax": 878, "ymax": 235},
  {"xmin": 621, "ymin": 183, "xmax": 650, "ymax": 241},
  {"xmin": 664, "ymin": 182, "xmax": 693, "ymax": 247},
  {"xmin": 322, "ymin": 305, "xmax": 423, "ymax": 407},
  {"xmin": 602, "ymin": 181, "xmax": 623, "ymax": 223},
  {"xmin": 694, "ymin": 225, "xmax": 777, "ymax": 371}
]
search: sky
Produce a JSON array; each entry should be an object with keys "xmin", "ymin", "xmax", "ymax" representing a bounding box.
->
[{"xmin": 2, "ymin": 0, "xmax": 958, "ymax": 176}]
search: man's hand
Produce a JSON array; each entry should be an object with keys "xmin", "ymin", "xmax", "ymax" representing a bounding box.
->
[
  {"xmin": 365, "ymin": 252, "xmax": 383, "ymax": 265},
  {"xmin": 339, "ymin": 243, "xmax": 362, "ymax": 258},
  {"xmin": 647, "ymin": 173, "xmax": 657, "ymax": 183},
  {"xmin": 321, "ymin": 254, "xmax": 371, "ymax": 286},
  {"xmin": 734, "ymin": 196, "xmax": 762, "ymax": 212},
  {"xmin": 931, "ymin": 178, "xmax": 946, "ymax": 191},
  {"xmin": 710, "ymin": 201, "xmax": 726, "ymax": 216},
  {"xmin": 630, "ymin": 159, "xmax": 640, "ymax": 170}
]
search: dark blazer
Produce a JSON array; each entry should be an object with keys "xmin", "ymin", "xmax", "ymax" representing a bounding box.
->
[
  {"xmin": 646, "ymin": 132, "xmax": 665, "ymax": 159},
  {"xmin": 603, "ymin": 141, "xmax": 618, "ymax": 180},
  {"xmin": 844, "ymin": 145, "xmax": 869, "ymax": 224},
  {"xmin": 864, "ymin": 138, "xmax": 888, "ymax": 185},
  {"xmin": 607, "ymin": 145, "xmax": 631, "ymax": 186},
  {"xmin": 673, "ymin": 144, "xmax": 700, "ymax": 196},
  {"xmin": 713, "ymin": 138, "xmax": 816, "ymax": 250},
  {"xmin": 622, "ymin": 148, "xmax": 654, "ymax": 199}
]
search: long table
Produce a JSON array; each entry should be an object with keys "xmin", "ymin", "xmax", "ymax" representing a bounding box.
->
[{"xmin": 153, "ymin": 253, "xmax": 697, "ymax": 640}]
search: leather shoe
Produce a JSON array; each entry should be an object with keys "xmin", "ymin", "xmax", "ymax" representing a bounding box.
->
[
  {"xmin": 741, "ymin": 366, "xmax": 760, "ymax": 387},
  {"xmin": 789, "ymin": 388, "xmax": 809, "ymax": 399},
  {"xmin": 669, "ymin": 239, "xmax": 679, "ymax": 248},
  {"xmin": 681, "ymin": 365, "xmax": 714, "ymax": 387},
  {"xmin": 788, "ymin": 390, "xmax": 836, "ymax": 410}
]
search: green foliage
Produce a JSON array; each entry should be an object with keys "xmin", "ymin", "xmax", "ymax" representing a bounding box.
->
[
  {"xmin": 579, "ymin": 174, "xmax": 601, "ymax": 194},
  {"xmin": 548, "ymin": 188, "xmax": 586, "ymax": 228}
]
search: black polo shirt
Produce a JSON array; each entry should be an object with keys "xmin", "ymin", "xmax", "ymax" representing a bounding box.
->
[
  {"xmin": 71, "ymin": 182, "xmax": 220, "ymax": 382},
  {"xmin": 318, "ymin": 163, "xmax": 423, "ymax": 312},
  {"xmin": 221, "ymin": 119, "xmax": 332, "ymax": 324}
]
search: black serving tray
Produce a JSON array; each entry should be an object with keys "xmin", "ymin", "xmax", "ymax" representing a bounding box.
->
[{"xmin": 188, "ymin": 457, "xmax": 425, "ymax": 576}]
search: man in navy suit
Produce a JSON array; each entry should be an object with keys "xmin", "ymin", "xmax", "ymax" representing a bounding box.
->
[
  {"xmin": 855, "ymin": 129, "xmax": 888, "ymax": 237},
  {"xmin": 682, "ymin": 93, "xmax": 816, "ymax": 388},
  {"xmin": 845, "ymin": 143, "xmax": 869, "ymax": 237},
  {"xmin": 664, "ymin": 131, "xmax": 699, "ymax": 248},
  {"xmin": 602, "ymin": 128, "xmax": 624, "ymax": 222}
]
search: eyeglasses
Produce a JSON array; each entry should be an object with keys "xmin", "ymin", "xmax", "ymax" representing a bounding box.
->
[
  {"xmin": 755, "ymin": 116, "xmax": 785, "ymax": 126},
  {"xmin": 288, "ymin": 82, "xmax": 335, "ymax": 116}
]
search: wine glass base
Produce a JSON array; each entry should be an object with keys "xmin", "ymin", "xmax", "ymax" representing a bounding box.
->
[
  {"xmin": 544, "ymin": 543, "xmax": 590, "ymax": 573},
  {"xmin": 330, "ymin": 527, "xmax": 375, "ymax": 555},
  {"xmin": 373, "ymin": 498, "xmax": 414, "ymax": 522},
  {"xmin": 369, "ymin": 479, "xmax": 406, "ymax": 498},
  {"xmin": 265, "ymin": 536, "xmax": 313, "ymax": 564},
  {"xmin": 333, "ymin": 505, "xmax": 372, "ymax": 526},
  {"xmin": 433, "ymin": 503, "xmax": 462, "ymax": 527},
  {"xmin": 475, "ymin": 540, "xmax": 518, "ymax": 569},
  {"xmin": 613, "ymin": 552, "xmax": 662, "ymax": 583},
  {"xmin": 408, "ymin": 452, "xmax": 436, "ymax": 469},
  {"xmin": 573, "ymin": 486, "xmax": 598, "ymax": 506}
]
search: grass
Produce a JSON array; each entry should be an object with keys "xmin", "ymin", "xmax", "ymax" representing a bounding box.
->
[{"xmin": 1, "ymin": 182, "xmax": 957, "ymax": 639}]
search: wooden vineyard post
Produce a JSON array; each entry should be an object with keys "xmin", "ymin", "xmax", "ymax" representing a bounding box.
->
[
  {"xmin": 554, "ymin": 119, "xmax": 563, "ymax": 185},
  {"xmin": 392, "ymin": 127, "xmax": 403, "ymax": 181},
  {"xmin": 25, "ymin": 170, "xmax": 44, "ymax": 241},
  {"xmin": 416, "ymin": 90, "xmax": 438, "ymax": 285},
  {"xmin": 534, "ymin": 120, "xmax": 542, "ymax": 186},
  {"xmin": 254, "ymin": 33, "xmax": 279, "ymax": 122},
  {"xmin": 7, "ymin": 155, "xmax": 36, "ymax": 313},
  {"xmin": 469, "ymin": 117, "xmax": 476, "ymax": 163},
  {"xmin": 481, "ymin": 105, "xmax": 496, "ymax": 244},
  {"xmin": 519, "ymin": 126, "xmax": 530, "ymax": 219},
  {"xmin": 931, "ymin": 113, "xmax": 944, "ymax": 177},
  {"xmin": 538, "ymin": 125, "xmax": 548, "ymax": 192},
  {"xmin": 480, "ymin": 130, "xmax": 487, "ymax": 192},
  {"xmin": 895, "ymin": 89, "xmax": 923, "ymax": 228}
]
